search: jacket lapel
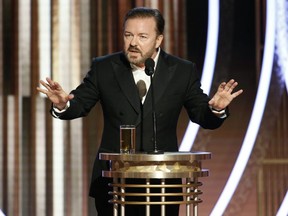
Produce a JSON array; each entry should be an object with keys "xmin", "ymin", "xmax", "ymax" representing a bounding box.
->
[
  {"xmin": 143, "ymin": 51, "xmax": 175, "ymax": 118},
  {"xmin": 111, "ymin": 55, "xmax": 141, "ymax": 118}
]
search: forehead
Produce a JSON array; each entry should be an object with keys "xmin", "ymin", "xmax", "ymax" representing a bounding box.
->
[{"xmin": 124, "ymin": 17, "xmax": 157, "ymax": 34}]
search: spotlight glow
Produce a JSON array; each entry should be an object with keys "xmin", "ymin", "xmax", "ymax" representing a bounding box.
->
[
  {"xmin": 276, "ymin": 191, "xmax": 288, "ymax": 216},
  {"xmin": 180, "ymin": 0, "xmax": 219, "ymax": 151},
  {"xmin": 210, "ymin": 1, "xmax": 276, "ymax": 215},
  {"xmin": 275, "ymin": 0, "xmax": 288, "ymax": 91}
]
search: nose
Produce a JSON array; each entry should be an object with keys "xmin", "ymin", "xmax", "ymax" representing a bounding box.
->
[{"xmin": 130, "ymin": 36, "xmax": 137, "ymax": 46}]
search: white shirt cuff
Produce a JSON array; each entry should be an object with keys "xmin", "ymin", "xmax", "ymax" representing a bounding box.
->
[
  {"xmin": 52, "ymin": 101, "xmax": 70, "ymax": 118},
  {"xmin": 209, "ymin": 106, "xmax": 227, "ymax": 119}
]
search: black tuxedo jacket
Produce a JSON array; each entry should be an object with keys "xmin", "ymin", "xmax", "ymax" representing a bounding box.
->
[{"xmin": 56, "ymin": 50, "xmax": 226, "ymax": 197}]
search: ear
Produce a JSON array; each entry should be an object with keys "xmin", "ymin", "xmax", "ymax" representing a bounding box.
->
[{"xmin": 155, "ymin": 34, "xmax": 164, "ymax": 48}]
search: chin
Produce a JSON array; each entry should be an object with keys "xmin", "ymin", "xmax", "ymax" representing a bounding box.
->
[{"xmin": 128, "ymin": 57, "xmax": 142, "ymax": 65}]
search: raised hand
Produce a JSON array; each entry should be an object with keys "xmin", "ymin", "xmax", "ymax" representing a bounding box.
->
[
  {"xmin": 208, "ymin": 79, "xmax": 243, "ymax": 111},
  {"xmin": 37, "ymin": 77, "xmax": 74, "ymax": 110}
]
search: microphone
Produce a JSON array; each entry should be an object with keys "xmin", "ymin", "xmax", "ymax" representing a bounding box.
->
[
  {"xmin": 144, "ymin": 58, "xmax": 163, "ymax": 154},
  {"xmin": 145, "ymin": 58, "xmax": 155, "ymax": 76}
]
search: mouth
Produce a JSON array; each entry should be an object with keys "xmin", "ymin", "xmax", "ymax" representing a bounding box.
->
[{"xmin": 128, "ymin": 48, "xmax": 141, "ymax": 53}]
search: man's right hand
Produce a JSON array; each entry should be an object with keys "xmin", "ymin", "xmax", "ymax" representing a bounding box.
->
[{"xmin": 37, "ymin": 77, "xmax": 74, "ymax": 110}]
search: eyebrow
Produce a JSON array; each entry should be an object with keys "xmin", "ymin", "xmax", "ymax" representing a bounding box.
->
[{"xmin": 124, "ymin": 31, "xmax": 149, "ymax": 36}]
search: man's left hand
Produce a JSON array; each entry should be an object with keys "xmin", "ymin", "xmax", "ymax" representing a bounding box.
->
[{"xmin": 209, "ymin": 79, "xmax": 243, "ymax": 111}]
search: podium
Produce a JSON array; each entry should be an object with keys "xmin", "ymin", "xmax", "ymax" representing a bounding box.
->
[{"xmin": 100, "ymin": 152, "xmax": 211, "ymax": 216}]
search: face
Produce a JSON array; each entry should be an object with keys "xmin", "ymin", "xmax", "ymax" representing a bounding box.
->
[{"xmin": 123, "ymin": 17, "xmax": 163, "ymax": 67}]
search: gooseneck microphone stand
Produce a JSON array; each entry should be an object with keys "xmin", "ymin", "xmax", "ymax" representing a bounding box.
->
[{"xmin": 145, "ymin": 58, "xmax": 163, "ymax": 154}]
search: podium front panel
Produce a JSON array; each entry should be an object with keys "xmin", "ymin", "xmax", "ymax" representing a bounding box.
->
[{"xmin": 99, "ymin": 152, "xmax": 211, "ymax": 216}]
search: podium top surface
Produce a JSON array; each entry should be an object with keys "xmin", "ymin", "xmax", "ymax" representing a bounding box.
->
[{"xmin": 99, "ymin": 151, "xmax": 211, "ymax": 161}]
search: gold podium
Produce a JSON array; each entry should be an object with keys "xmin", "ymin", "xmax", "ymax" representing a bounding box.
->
[{"xmin": 99, "ymin": 152, "xmax": 211, "ymax": 216}]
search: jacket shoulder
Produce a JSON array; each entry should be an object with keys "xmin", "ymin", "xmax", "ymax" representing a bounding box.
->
[
  {"xmin": 91, "ymin": 52, "xmax": 127, "ymax": 64},
  {"xmin": 160, "ymin": 50, "xmax": 195, "ymax": 67}
]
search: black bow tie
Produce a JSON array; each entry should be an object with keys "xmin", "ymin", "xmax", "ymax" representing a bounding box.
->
[{"xmin": 136, "ymin": 80, "xmax": 147, "ymax": 102}]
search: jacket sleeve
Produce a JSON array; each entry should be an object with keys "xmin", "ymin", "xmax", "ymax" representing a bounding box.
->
[
  {"xmin": 183, "ymin": 63, "xmax": 228, "ymax": 129},
  {"xmin": 50, "ymin": 59, "xmax": 100, "ymax": 120}
]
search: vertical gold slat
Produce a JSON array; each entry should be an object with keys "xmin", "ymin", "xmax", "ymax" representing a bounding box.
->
[
  {"xmin": 79, "ymin": 0, "xmax": 90, "ymax": 214},
  {"xmin": 51, "ymin": 0, "xmax": 64, "ymax": 215},
  {"xmin": 11, "ymin": 0, "xmax": 20, "ymax": 215},
  {"xmin": 276, "ymin": 110, "xmax": 282, "ymax": 215},
  {"xmin": 1, "ymin": 71, "xmax": 8, "ymax": 214},
  {"xmin": 158, "ymin": 0, "xmax": 164, "ymax": 13},
  {"xmin": 168, "ymin": 0, "xmax": 175, "ymax": 54},
  {"xmin": 157, "ymin": 0, "xmax": 165, "ymax": 49},
  {"xmin": 79, "ymin": 0, "xmax": 90, "ymax": 74},
  {"xmin": 162, "ymin": 1, "xmax": 171, "ymax": 53},
  {"xmin": 117, "ymin": 0, "xmax": 131, "ymax": 51},
  {"xmin": 177, "ymin": 0, "xmax": 187, "ymax": 58},
  {"xmin": 265, "ymin": 164, "xmax": 269, "ymax": 216},
  {"xmin": 70, "ymin": 120, "xmax": 83, "ymax": 216},
  {"xmin": 135, "ymin": 0, "xmax": 144, "ymax": 7},
  {"xmin": 280, "ymin": 92, "xmax": 288, "ymax": 213},
  {"xmin": 52, "ymin": 0, "xmax": 59, "ymax": 81},
  {"xmin": 267, "ymin": 164, "xmax": 271, "ymax": 216},
  {"xmin": 97, "ymin": 0, "xmax": 103, "ymax": 55},
  {"xmin": 71, "ymin": 0, "xmax": 81, "ymax": 88},
  {"xmin": 82, "ymin": 117, "xmax": 90, "ymax": 215},
  {"xmin": 35, "ymin": 0, "xmax": 54, "ymax": 214},
  {"xmin": 89, "ymin": 0, "xmax": 98, "ymax": 57},
  {"xmin": 35, "ymin": 97, "xmax": 47, "ymax": 216},
  {"xmin": 30, "ymin": 0, "xmax": 39, "ymax": 215},
  {"xmin": 19, "ymin": 0, "xmax": 32, "ymax": 215},
  {"xmin": 45, "ymin": 98, "xmax": 53, "ymax": 216},
  {"xmin": 65, "ymin": 122, "xmax": 72, "ymax": 216},
  {"xmin": 257, "ymin": 167, "xmax": 264, "ymax": 216},
  {"xmin": 107, "ymin": 0, "xmax": 113, "ymax": 53},
  {"xmin": 0, "ymin": 0, "xmax": 3, "ymax": 209},
  {"xmin": 272, "ymin": 163, "xmax": 276, "ymax": 214},
  {"xmin": 7, "ymin": 96, "xmax": 15, "ymax": 215},
  {"xmin": 70, "ymin": 1, "xmax": 84, "ymax": 215},
  {"xmin": 64, "ymin": 1, "xmax": 72, "ymax": 214}
]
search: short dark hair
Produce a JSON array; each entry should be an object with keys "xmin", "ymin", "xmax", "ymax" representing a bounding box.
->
[{"xmin": 124, "ymin": 7, "xmax": 165, "ymax": 35}]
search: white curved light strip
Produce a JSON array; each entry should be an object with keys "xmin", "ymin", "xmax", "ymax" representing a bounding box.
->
[
  {"xmin": 180, "ymin": 0, "xmax": 219, "ymax": 151},
  {"xmin": 275, "ymin": 0, "xmax": 288, "ymax": 91},
  {"xmin": 0, "ymin": 209, "xmax": 4, "ymax": 216},
  {"xmin": 276, "ymin": 191, "xmax": 288, "ymax": 216},
  {"xmin": 210, "ymin": 1, "xmax": 276, "ymax": 215}
]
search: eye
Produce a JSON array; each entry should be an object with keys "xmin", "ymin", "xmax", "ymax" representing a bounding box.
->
[
  {"xmin": 139, "ymin": 35, "xmax": 148, "ymax": 41},
  {"xmin": 124, "ymin": 33, "xmax": 133, "ymax": 39}
]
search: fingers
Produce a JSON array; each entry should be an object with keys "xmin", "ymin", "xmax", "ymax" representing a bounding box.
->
[
  {"xmin": 224, "ymin": 79, "xmax": 236, "ymax": 92},
  {"xmin": 68, "ymin": 94, "xmax": 74, "ymax": 100},
  {"xmin": 36, "ymin": 86, "xmax": 48, "ymax": 96},
  {"xmin": 232, "ymin": 89, "xmax": 244, "ymax": 98},
  {"xmin": 226, "ymin": 79, "xmax": 243, "ymax": 98},
  {"xmin": 212, "ymin": 79, "xmax": 243, "ymax": 106},
  {"xmin": 220, "ymin": 79, "xmax": 243, "ymax": 94},
  {"xmin": 38, "ymin": 77, "xmax": 62, "ymax": 92},
  {"xmin": 218, "ymin": 82, "xmax": 226, "ymax": 91},
  {"xmin": 39, "ymin": 79, "xmax": 51, "ymax": 91},
  {"xmin": 208, "ymin": 98, "xmax": 215, "ymax": 106},
  {"xmin": 45, "ymin": 77, "xmax": 62, "ymax": 91},
  {"xmin": 37, "ymin": 79, "xmax": 52, "ymax": 96}
]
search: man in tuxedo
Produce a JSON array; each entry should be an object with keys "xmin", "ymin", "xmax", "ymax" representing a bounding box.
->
[{"xmin": 37, "ymin": 7, "xmax": 243, "ymax": 216}]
